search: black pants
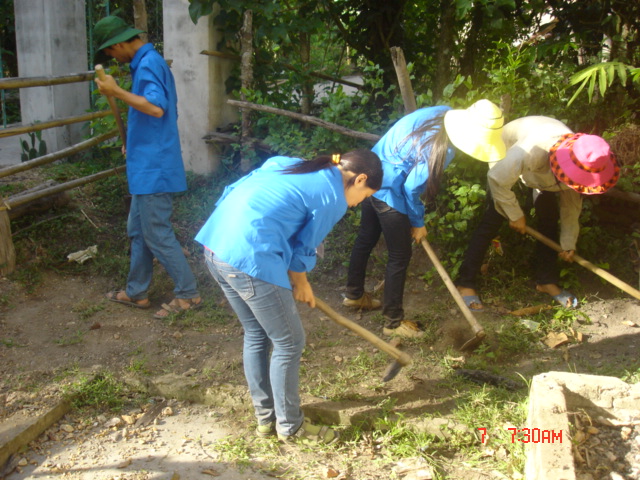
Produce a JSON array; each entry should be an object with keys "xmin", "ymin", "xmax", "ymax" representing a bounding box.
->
[
  {"xmin": 456, "ymin": 189, "xmax": 561, "ymax": 290},
  {"xmin": 346, "ymin": 197, "xmax": 413, "ymax": 325}
]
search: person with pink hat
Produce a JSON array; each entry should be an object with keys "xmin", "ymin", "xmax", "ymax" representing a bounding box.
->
[{"xmin": 455, "ymin": 115, "xmax": 620, "ymax": 310}]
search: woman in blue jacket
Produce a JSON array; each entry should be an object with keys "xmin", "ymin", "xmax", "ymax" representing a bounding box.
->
[
  {"xmin": 343, "ymin": 100, "xmax": 506, "ymax": 337},
  {"xmin": 196, "ymin": 150, "xmax": 382, "ymax": 444}
]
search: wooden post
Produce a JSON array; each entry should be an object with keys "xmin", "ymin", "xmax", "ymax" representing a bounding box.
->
[
  {"xmin": 0, "ymin": 207, "xmax": 16, "ymax": 275},
  {"xmin": 239, "ymin": 10, "xmax": 254, "ymax": 172},
  {"xmin": 390, "ymin": 47, "xmax": 417, "ymax": 114}
]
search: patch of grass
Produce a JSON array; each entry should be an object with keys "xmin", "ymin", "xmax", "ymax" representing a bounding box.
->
[
  {"xmin": 450, "ymin": 385, "xmax": 528, "ymax": 476},
  {"xmin": 494, "ymin": 319, "xmax": 540, "ymax": 357},
  {"xmin": 64, "ymin": 373, "xmax": 126, "ymax": 411},
  {"xmin": 160, "ymin": 294, "xmax": 230, "ymax": 330},
  {"xmin": 302, "ymin": 348, "xmax": 388, "ymax": 400},
  {"xmin": 127, "ymin": 356, "xmax": 150, "ymax": 374},
  {"xmin": 55, "ymin": 329, "xmax": 86, "ymax": 346},
  {"xmin": 1, "ymin": 338, "xmax": 26, "ymax": 348},
  {"xmin": 71, "ymin": 299, "xmax": 105, "ymax": 320},
  {"xmin": 11, "ymin": 265, "xmax": 43, "ymax": 293}
]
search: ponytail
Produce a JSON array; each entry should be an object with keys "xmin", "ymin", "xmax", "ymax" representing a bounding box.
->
[{"xmin": 282, "ymin": 149, "xmax": 383, "ymax": 190}]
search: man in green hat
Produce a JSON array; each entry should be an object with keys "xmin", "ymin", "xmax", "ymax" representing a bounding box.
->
[{"xmin": 94, "ymin": 16, "xmax": 202, "ymax": 318}]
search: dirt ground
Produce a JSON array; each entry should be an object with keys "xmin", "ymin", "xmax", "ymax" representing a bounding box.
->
[{"xmin": 1, "ymin": 245, "xmax": 640, "ymax": 479}]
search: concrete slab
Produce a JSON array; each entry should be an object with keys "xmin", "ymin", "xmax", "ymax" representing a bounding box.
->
[
  {"xmin": 0, "ymin": 399, "xmax": 71, "ymax": 468},
  {"xmin": 525, "ymin": 371, "xmax": 640, "ymax": 480},
  {"xmin": 0, "ymin": 133, "xmax": 23, "ymax": 167}
]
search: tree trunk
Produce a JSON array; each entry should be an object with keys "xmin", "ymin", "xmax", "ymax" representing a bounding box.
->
[
  {"xmin": 433, "ymin": 1, "xmax": 456, "ymax": 101},
  {"xmin": 459, "ymin": 4, "xmax": 484, "ymax": 78},
  {"xmin": 133, "ymin": 0, "xmax": 149, "ymax": 43},
  {"xmin": 299, "ymin": 32, "xmax": 312, "ymax": 116},
  {"xmin": 239, "ymin": 10, "xmax": 254, "ymax": 172}
]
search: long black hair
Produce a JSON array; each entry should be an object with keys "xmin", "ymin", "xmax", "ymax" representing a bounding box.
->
[
  {"xmin": 281, "ymin": 149, "xmax": 383, "ymax": 191},
  {"xmin": 398, "ymin": 112, "xmax": 450, "ymax": 204}
]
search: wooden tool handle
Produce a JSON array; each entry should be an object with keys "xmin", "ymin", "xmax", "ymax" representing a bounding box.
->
[
  {"xmin": 94, "ymin": 64, "xmax": 127, "ymax": 148},
  {"xmin": 314, "ymin": 297, "xmax": 412, "ymax": 366},
  {"xmin": 420, "ymin": 238, "xmax": 485, "ymax": 336},
  {"xmin": 525, "ymin": 226, "xmax": 640, "ymax": 301}
]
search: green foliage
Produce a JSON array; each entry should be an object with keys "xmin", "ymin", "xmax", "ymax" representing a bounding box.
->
[
  {"xmin": 568, "ymin": 61, "xmax": 639, "ymax": 106},
  {"xmin": 20, "ymin": 130, "xmax": 47, "ymax": 162},
  {"xmin": 424, "ymin": 161, "xmax": 488, "ymax": 278}
]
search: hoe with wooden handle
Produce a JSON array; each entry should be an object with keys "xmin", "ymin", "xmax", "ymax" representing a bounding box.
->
[
  {"xmin": 525, "ymin": 226, "xmax": 640, "ymax": 301},
  {"xmin": 314, "ymin": 296, "xmax": 412, "ymax": 382},
  {"xmin": 94, "ymin": 64, "xmax": 127, "ymax": 148},
  {"xmin": 420, "ymin": 238, "xmax": 486, "ymax": 351}
]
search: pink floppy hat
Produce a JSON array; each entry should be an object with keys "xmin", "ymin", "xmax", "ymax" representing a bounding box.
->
[{"xmin": 549, "ymin": 133, "xmax": 620, "ymax": 195}]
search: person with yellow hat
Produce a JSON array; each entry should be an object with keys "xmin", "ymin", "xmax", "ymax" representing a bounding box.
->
[
  {"xmin": 455, "ymin": 116, "xmax": 620, "ymax": 310},
  {"xmin": 343, "ymin": 100, "xmax": 506, "ymax": 337},
  {"xmin": 93, "ymin": 16, "xmax": 202, "ymax": 318}
]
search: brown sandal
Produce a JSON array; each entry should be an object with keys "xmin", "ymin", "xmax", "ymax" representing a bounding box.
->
[
  {"xmin": 106, "ymin": 290, "xmax": 151, "ymax": 309},
  {"xmin": 153, "ymin": 297, "xmax": 202, "ymax": 319}
]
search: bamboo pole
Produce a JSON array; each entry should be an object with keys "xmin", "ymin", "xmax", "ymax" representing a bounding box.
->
[
  {"xmin": 0, "ymin": 71, "xmax": 95, "ymax": 90},
  {"xmin": 0, "ymin": 130, "xmax": 118, "ymax": 179},
  {"xmin": 0, "ymin": 111, "xmax": 110, "ymax": 138},
  {"xmin": 227, "ymin": 99, "xmax": 381, "ymax": 143},
  {"xmin": 201, "ymin": 50, "xmax": 363, "ymax": 90},
  {"xmin": 1, "ymin": 165, "xmax": 126, "ymax": 211}
]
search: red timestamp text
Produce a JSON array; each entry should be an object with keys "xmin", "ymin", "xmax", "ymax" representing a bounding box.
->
[{"xmin": 478, "ymin": 427, "xmax": 563, "ymax": 444}]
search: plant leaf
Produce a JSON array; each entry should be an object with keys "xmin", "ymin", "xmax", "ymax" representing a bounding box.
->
[
  {"xmin": 598, "ymin": 67, "xmax": 607, "ymax": 97},
  {"xmin": 587, "ymin": 71, "xmax": 596, "ymax": 102}
]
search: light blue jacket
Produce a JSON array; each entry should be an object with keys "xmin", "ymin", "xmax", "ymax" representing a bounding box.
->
[
  {"xmin": 372, "ymin": 106, "xmax": 454, "ymax": 227},
  {"xmin": 195, "ymin": 157, "xmax": 348, "ymax": 289}
]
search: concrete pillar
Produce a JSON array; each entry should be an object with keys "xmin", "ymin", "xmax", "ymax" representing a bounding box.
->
[
  {"xmin": 163, "ymin": 0, "xmax": 237, "ymax": 174},
  {"xmin": 14, "ymin": 0, "xmax": 90, "ymax": 154}
]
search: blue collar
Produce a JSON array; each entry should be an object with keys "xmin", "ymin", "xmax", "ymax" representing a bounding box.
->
[{"xmin": 130, "ymin": 43, "xmax": 154, "ymax": 70}]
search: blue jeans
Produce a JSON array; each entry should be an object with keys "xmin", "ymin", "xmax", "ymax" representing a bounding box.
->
[
  {"xmin": 204, "ymin": 250, "xmax": 305, "ymax": 436},
  {"xmin": 125, "ymin": 193, "xmax": 198, "ymax": 300},
  {"xmin": 346, "ymin": 197, "xmax": 413, "ymax": 325}
]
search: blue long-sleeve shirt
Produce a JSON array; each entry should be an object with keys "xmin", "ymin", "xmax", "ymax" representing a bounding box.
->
[
  {"xmin": 372, "ymin": 106, "xmax": 454, "ymax": 227},
  {"xmin": 127, "ymin": 43, "xmax": 186, "ymax": 195},
  {"xmin": 195, "ymin": 157, "xmax": 348, "ymax": 289}
]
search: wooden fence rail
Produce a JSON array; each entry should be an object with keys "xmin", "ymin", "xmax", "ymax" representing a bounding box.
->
[
  {"xmin": 0, "ymin": 69, "xmax": 125, "ymax": 276},
  {"xmin": 0, "ymin": 111, "xmax": 110, "ymax": 139},
  {"xmin": 0, "ymin": 130, "xmax": 118, "ymax": 179},
  {"xmin": 0, "ymin": 71, "xmax": 95, "ymax": 90}
]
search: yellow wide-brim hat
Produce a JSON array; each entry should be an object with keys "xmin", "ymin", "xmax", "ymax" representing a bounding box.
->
[{"xmin": 444, "ymin": 99, "xmax": 506, "ymax": 162}]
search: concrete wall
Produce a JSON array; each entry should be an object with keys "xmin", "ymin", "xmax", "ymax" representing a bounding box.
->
[
  {"xmin": 14, "ymin": 0, "xmax": 90, "ymax": 154},
  {"xmin": 163, "ymin": 0, "xmax": 237, "ymax": 174}
]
